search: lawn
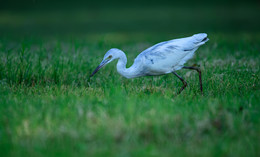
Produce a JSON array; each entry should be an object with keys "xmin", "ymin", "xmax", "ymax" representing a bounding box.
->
[
  {"xmin": 0, "ymin": 3, "xmax": 260, "ymax": 157},
  {"xmin": 0, "ymin": 32, "xmax": 259, "ymax": 157}
]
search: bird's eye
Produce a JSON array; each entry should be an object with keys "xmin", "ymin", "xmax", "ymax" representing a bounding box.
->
[{"xmin": 108, "ymin": 55, "xmax": 112, "ymax": 59}]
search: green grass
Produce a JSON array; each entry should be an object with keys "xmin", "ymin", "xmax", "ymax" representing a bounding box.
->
[{"xmin": 0, "ymin": 32, "xmax": 260, "ymax": 157}]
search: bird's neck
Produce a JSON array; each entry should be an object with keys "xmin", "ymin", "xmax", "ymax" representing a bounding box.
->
[{"xmin": 116, "ymin": 51, "xmax": 139, "ymax": 79}]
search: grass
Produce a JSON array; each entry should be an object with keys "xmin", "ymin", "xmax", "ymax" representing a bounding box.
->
[{"xmin": 0, "ymin": 32, "xmax": 260, "ymax": 157}]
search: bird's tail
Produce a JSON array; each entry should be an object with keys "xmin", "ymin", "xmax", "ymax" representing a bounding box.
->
[{"xmin": 192, "ymin": 33, "xmax": 209, "ymax": 46}]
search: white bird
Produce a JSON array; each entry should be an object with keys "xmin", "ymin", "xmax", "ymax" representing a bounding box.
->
[{"xmin": 90, "ymin": 33, "xmax": 209, "ymax": 94}]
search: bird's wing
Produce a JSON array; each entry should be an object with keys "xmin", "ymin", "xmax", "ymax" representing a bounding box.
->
[
  {"xmin": 136, "ymin": 33, "xmax": 208, "ymax": 61},
  {"xmin": 133, "ymin": 41, "xmax": 186, "ymax": 75},
  {"xmin": 133, "ymin": 33, "xmax": 208, "ymax": 75},
  {"xmin": 136, "ymin": 40, "xmax": 185, "ymax": 62}
]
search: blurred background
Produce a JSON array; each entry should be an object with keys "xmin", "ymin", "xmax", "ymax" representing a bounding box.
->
[
  {"xmin": 1, "ymin": 0, "xmax": 260, "ymax": 37},
  {"xmin": 1, "ymin": 1, "xmax": 260, "ymax": 156}
]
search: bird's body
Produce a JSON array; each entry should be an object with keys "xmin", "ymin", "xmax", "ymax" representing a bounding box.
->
[
  {"xmin": 110, "ymin": 33, "xmax": 208, "ymax": 78},
  {"xmin": 91, "ymin": 33, "xmax": 209, "ymax": 94}
]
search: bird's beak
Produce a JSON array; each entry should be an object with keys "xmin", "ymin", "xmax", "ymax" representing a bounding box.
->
[{"xmin": 90, "ymin": 59, "xmax": 109, "ymax": 77}]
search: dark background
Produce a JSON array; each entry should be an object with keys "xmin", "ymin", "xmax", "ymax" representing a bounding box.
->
[
  {"xmin": 1, "ymin": 0, "xmax": 259, "ymax": 10},
  {"xmin": 1, "ymin": 0, "xmax": 260, "ymax": 36}
]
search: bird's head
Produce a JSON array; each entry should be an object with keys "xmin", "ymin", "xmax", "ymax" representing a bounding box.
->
[{"xmin": 90, "ymin": 48, "xmax": 122, "ymax": 77}]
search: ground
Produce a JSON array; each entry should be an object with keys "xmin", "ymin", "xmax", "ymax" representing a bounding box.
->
[{"xmin": 0, "ymin": 32, "xmax": 259, "ymax": 157}]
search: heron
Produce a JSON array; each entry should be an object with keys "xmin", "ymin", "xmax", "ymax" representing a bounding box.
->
[{"xmin": 90, "ymin": 33, "xmax": 209, "ymax": 94}]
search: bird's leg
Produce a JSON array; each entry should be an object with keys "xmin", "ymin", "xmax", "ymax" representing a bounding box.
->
[
  {"xmin": 183, "ymin": 66, "xmax": 203, "ymax": 95},
  {"xmin": 172, "ymin": 72, "xmax": 187, "ymax": 94}
]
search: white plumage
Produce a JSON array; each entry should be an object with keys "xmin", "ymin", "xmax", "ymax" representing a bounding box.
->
[{"xmin": 91, "ymin": 33, "xmax": 209, "ymax": 94}]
